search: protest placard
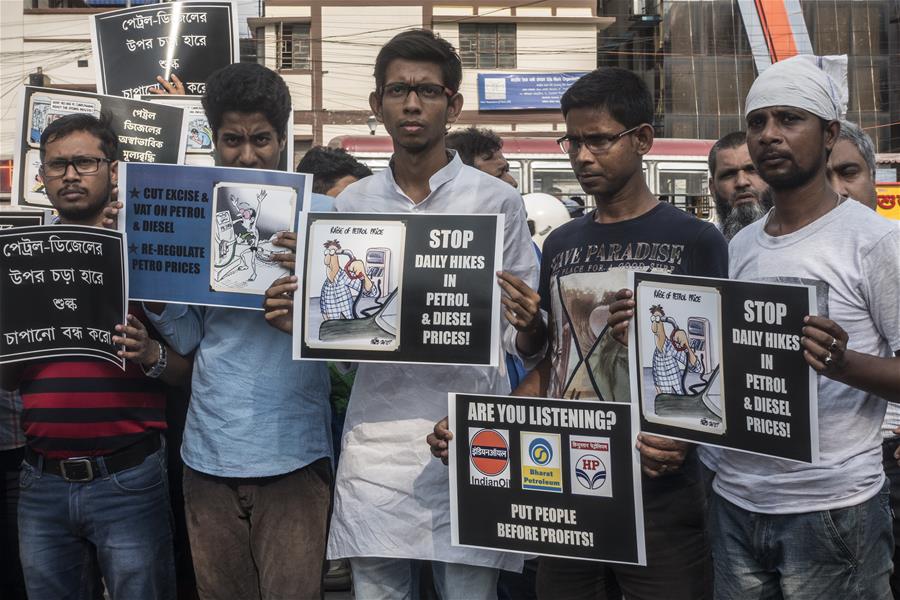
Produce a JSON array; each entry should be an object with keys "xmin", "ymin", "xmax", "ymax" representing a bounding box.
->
[
  {"xmin": 0, "ymin": 225, "xmax": 127, "ymax": 369},
  {"xmin": 449, "ymin": 393, "xmax": 645, "ymax": 565},
  {"xmin": 0, "ymin": 207, "xmax": 52, "ymax": 230},
  {"xmin": 91, "ymin": 0, "xmax": 238, "ymax": 99},
  {"xmin": 293, "ymin": 212, "xmax": 503, "ymax": 366},
  {"xmin": 12, "ymin": 86, "xmax": 186, "ymax": 208},
  {"xmin": 119, "ymin": 162, "xmax": 309, "ymax": 310},
  {"xmin": 628, "ymin": 271, "xmax": 819, "ymax": 462}
]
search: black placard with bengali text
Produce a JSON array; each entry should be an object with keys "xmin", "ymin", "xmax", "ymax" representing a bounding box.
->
[
  {"xmin": 0, "ymin": 225, "xmax": 126, "ymax": 369},
  {"xmin": 13, "ymin": 86, "xmax": 186, "ymax": 209},
  {"xmin": 294, "ymin": 212, "xmax": 503, "ymax": 366},
  {"xmin": 450, "ymin": 393, "xmax": 645, "ymax": 564},
  {"xmin": 0, "ymin": 208, "xmax": 49, "ymax": 230},
  {"xmin": 91, "ymin": 1, "xmax": 237, "ymax": 99},
  {"xmin": 629, "ymin": 271, "xmax": 818, "ymax": 462}
]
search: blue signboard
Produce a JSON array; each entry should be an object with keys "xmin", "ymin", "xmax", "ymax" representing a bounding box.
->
[
  {"xmin": 119, "ymin": 162, "xmax": 310, "ymax": 310},
  {"xmin": 477, "ymin": 72, "xmax": 589, "ymax": 111}
]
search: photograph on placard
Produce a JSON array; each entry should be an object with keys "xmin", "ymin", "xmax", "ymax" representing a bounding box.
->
[
  {"xmin": 303, "ymin": 219, "xmax": 405, "ymax": 352},
  {"xmin": 634, "ymin": 280, "xmax": 726, "ymax": 435},
  {"xmin": 209, "ymin": 183, "xmax": 296, "ymax": 295},
  {"xmin": 547, "ymin": 269, "xmax": 630, "ymax": 403}
]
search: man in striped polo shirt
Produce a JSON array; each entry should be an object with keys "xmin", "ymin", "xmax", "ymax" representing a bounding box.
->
[{"xmin": 1, "ymin": 113, "xmax": 191, "ymax": 600}]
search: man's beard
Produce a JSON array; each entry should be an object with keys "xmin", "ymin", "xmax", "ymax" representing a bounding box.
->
[
  {"xmin": 53, "ymin": 181, "xmax": 112, "ymax": 223},
  {"xmin": 714, "ymin": 187, "xmax": 774, "ymax": 236},
  {"xmin": 760, "ymin": 158, "xmax": 819, "ymax": 191},
  {"xmin": 723, "ymin": 201, "xmax": 767, "ymax": 240}
]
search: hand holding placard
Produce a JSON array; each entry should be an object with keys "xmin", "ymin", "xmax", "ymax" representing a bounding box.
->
[
  {"xmin": 427, "ymin": 416, "xmax": 453, "ymax": 465},
  {"xmin": 608, "ymin": 288, "xmax": 635, "ymax": 346},
  {"xmin": 151, "ymin": 74, "xmax": 186, "ymax": 96},
  {"xmin": 800, "ymin": 315, "xmax": 849, "ymax": 375},
  {"xmin": 264, "ymin": 275, "xmax": 298, "ymax": 334},
  {"xmin": 634, "ymin": 433, "xmax": 690, "ymax": 478},
  {"xmin": 112, "ymin": 314, "xmax": 157, "ymax": 366}
]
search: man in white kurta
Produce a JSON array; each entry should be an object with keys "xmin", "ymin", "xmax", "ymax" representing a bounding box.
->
[{"xmin": 327, "ymin": 149, "xmax": 538, "ymax": 592}]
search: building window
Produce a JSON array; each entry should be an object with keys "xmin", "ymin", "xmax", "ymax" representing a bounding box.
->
[
  {"xmin": 277, "ymin": 23, "xmax": 311, "ymax": 70},
  {"xmin": 459, "ymin": 24, "xmax": 516, "ymax": 69}
]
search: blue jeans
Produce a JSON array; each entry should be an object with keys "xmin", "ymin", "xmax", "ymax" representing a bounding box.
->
[
  {"xmin": 351, "ymin": 557, "xmax": 500, "ymax": 600},
  {"xmin": 710, "ymin": 483, "xmax": 893, "ymax": 599},
  {"xmin": 18, "ymin": 443, "xmax": 176, "ymax": 600}
]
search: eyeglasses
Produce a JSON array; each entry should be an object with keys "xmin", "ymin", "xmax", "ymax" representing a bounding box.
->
[
  {"xmin": 556, "ymin": 125, "xmax": 644, "ymax": 155},
  {"xmin": 40, "ymin": 156, "xmax": 111, "ymax": 179},
  {"xmin": 381, "ymin": 83, "xmax": 454, "ymax": 102},
  {"xmin": 324, "ymin": 248, "xmax": 338, "ymax": 255}
]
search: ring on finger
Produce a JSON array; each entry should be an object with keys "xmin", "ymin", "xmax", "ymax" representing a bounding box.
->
[
  {"xmin": 828, "ymin": 337, "xmax": 839, "ymax": 352},
  {"xmin": 823, "ymin": 352, "xmax": 833, "ymax": 367}
]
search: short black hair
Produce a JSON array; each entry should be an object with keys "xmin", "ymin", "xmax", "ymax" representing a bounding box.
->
[
  {"xmin": 296, "ymin": 146, "xmax": 373, "ymax": 194},
  {"xmin": 202, "ymin": 63, "xmax": 292, "ymax": 141},
  {"xmin": 374, "ymin": 29, "xmax": 462, "ymax": 95},
  {"xmin": 560, "ymin": 68, "xmax": 653, "ymax": 128},
  {"xmin": 39, "ymin": 112, "xmax": 118, "ymax": 161},
  {"xmin": 708, "ymin": 131, "xmax": 747, "ymax": 176},
  {"xmin": 445, "ymin": 127, "xmax": 503, "ymax": 167}
]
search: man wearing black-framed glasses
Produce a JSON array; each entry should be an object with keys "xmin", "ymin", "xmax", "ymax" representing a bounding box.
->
[
  {"xmin": 277, "ymin": 28, "xmax": 540, "ymax": 600},
  {"xmin": 504, "ymin": 68, "xmax": 727, "ymax": 599},
  {"xmin": 38, "ymin": 138, "xmax": 116, "ymax": 225},
  {"xmin": 3, "ymin": 113, "xmax": 188, "ymax": 599},
  {"xmin": 556, "ymin": 124, "xmax": 642, "ymax": 156}
]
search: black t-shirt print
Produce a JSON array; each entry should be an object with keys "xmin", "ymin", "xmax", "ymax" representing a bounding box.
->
[{"xmin": 538, "ymin": 202, "xmax": 728, "ymax": 402}]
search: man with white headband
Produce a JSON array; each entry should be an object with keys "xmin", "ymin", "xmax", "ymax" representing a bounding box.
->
[{"xmin": 707, "ymin": 55, "xmax": 900, "ymax": 599}]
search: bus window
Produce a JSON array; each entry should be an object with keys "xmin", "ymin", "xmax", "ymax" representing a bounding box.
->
[
  {"xmin": 507, "ymin": 160, "xmax": 523, "ymax": 190},
  {"xmin": 530, "ymin": 161, "xmax": 582, "ymax": 199},
  {"xmin": 657, "ymin": 163, "xmax": 712, "ymax": 220}
]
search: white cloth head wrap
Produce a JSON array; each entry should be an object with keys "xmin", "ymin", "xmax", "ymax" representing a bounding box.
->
[{"xmin": 744, "ymin": 55, "xmax": 844, "ymax": 121}]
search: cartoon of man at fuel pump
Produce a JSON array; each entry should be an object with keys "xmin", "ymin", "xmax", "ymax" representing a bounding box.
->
[{"xmin": 320, "ymin": 239, "xmax": 379, "ymax": 320}]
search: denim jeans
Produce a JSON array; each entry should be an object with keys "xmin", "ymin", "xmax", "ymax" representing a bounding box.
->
[
  {"xmin": 18, "ymin": 443, "xmax": 176, "ymax": 600},
  {"xmin": 710, "ymin": 483, "xmax": 893, "ymax": 600},
  {"xmin": 881, "ymin": 437, "xmax": 900, "ymax": 597},
  {"xmin": 351, "ymin": 557, "xmax": 500, "ymax": 600},
  {"xmin": 1, "ymin": 447, "xmax": 26, "ymax": 600}
]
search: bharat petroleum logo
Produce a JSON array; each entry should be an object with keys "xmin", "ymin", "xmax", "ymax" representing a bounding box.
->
[
  {"xmin": 470, "ymin": 429, "xmax": 509, "ymax": 476},
  {"xmin": 528, "ymin": 438, "xmax": 553, "ymax": 466}
]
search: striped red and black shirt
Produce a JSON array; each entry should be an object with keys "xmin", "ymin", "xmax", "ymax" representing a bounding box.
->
[{"xmin": 20, "ymin": 358, "xmax": 166, "ymax": 459}]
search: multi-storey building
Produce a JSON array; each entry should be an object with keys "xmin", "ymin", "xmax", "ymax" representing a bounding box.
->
[{"xmin": 251, "ymin": 0, "xmax": 610, "ymax": 158}]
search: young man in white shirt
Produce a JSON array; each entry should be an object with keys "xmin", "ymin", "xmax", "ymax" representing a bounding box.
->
[{"xmin": 264, "ymin": 29, "xmax": 540, "ymax": 600}]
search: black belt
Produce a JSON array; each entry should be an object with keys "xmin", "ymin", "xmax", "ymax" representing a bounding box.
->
[{"xmin": 25, "ymin": 435, "xmax": 161, "ymax": 483}]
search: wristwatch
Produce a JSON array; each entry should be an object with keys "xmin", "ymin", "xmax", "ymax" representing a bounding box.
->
[{"xmin": 142, "ymin": 341, "xmax": 167, "ymax": 378}]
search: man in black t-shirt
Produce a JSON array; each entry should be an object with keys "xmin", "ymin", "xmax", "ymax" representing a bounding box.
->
[
  {"xmin": 429, "ymin": 68, "xmax": 726, "ymax": 600},
  {"xmin": 526, "ymin": 72, "xmax": 725, "ymax": 600}
]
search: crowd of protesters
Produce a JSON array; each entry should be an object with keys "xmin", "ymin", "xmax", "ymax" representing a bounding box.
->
[{"xmin": 1, "ymin": 27, "xmax": 898, "ymax": 600}]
